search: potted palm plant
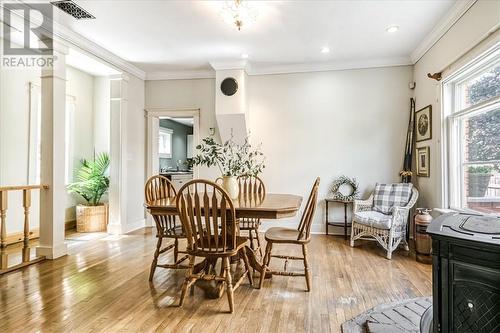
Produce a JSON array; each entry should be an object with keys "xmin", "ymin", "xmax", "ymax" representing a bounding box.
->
[
  {"xmin": 68, "ymin": 153, "xmax": 110, "ymax": 232},
  {"xmin": 192, "ymin": 136, "xmax": 265, "ymax": 199}
]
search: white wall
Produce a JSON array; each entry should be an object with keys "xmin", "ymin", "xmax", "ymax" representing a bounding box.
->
[
  {"xmin": 93, "ymin": 76, "xmax": 111, "ymax": 154},
  {"xmin": 146, "ymin": 66, "xmax": 413, "ymax": 232},
  {"xmin": 65, "ymin": 66, "xmax": 96, "ymax": 222},
  {"xmin": 413, "ymin": 0, "xmax": 500, "ymax": 209},
  {"xmin": 249, "ymin": 66, "xmax": 413, "ymax": 231}
]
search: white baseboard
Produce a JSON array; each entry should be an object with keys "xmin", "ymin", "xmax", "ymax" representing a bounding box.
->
[
  {"xmin": 36, "ymin": 243, "xmax": 68, "ymax": 259},
  {"xmin": 107, "ymin": 218, "xmax": 146, "ymax": 235},
  {"xmin": 124, "ymin": 218, "xmax": 146, "ymax": 234},
  {"xmin": 259, "ymin": 222, "xmax": 347, "ymax": 236}
]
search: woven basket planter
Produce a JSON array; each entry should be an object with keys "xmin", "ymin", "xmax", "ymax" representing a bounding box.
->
[{"xmin": 76, "ymin": 204, "xmax": 108, "ymax": 232}]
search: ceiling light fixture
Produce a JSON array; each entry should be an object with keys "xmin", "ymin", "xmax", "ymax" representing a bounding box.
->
[
  {"xmin": 241, "ymin": 53, "xmax": 249, "ymax": 59},
  {"xmin": 386, "ymin": 25, "xmax": 399, "ymax": 33},
  {"xmin": 221, "ymin": 0, "xmax": 258, "ymax": 31},
  {"xmin": 321, "ymin": 47, "xmax": 330, "ymax": 54}
]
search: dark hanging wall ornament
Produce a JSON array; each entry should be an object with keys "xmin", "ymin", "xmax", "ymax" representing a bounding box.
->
[{"xmin": 400, "ymin": 98, "xmax": 416, "ymax": 183}]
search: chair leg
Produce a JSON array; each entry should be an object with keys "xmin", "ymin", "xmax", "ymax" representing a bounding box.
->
[
  {"xmin": 386, "ymin": 231, "xmax": 394, "ymax": 260},
  {"xmin": 254, "ymin": 228, "xmax": 264, "ymax": 258},
  {"xmin": 173, "ymin": 237, "xmax": 179, "ymax": 263},
  {"xmin": 179, "ymin": 255, "xmax": 195, "ymax": 307},
  {"xmin": 149, "ymin": 235, "xmax": 163, "ymax": 281},
  {"xmin": 240, "ymin": 247, "xmax": 254, "ymax": 286},
  {"xmin": 350, "ymin": 222, "xmax": 355, "ymax": 247},
  {"xmin": 248, "ymin": 229, "xmax": 255, "ymax": 251},
  {"xmin": 302, "ymin": 244, "xmax": 311, "ymax": 292},
  {"xmin": 223, "ymin": 257, "xmax": 234, "ymax": 313},
  {"xmin": 259, "ymin": 241, "xmax": 273, "ymax": 289}
]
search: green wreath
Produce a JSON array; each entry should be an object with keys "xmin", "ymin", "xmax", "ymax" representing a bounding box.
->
[{"xmin": 330, "ymin": 176, "xmax": 359, "ymax": 202}]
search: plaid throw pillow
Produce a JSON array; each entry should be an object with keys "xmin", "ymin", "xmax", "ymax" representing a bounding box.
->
[{"xmin": 373, "ymin": 183, "xmax": 413, "ymax": 215}]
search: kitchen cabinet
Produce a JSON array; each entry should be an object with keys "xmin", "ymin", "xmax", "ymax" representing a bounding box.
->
[{"xmin": 170, "ymin": 173, "xmax": 193, "ymax": 190}]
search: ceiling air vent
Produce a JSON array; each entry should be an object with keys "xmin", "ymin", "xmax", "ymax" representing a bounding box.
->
[{"xmin": 51, "ymin": 0, "xmax": 95, "ymax": 20}]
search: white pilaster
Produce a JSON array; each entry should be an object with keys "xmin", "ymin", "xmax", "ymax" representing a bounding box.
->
[
  {"xmin": 145, "ymin": 114, "xmax": 159, "ymax": 228},
  {"xmin": 107, "ymin": 75, "xmax": 129, "ymax": 234},
  {"xmin": 36, "ymin": 41, "xmax": 68, "ymax": 259}
]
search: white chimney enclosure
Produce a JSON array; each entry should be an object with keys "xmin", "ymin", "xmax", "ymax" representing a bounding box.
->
[{"xmin": 211, "ymin": 61, "xmax": 250, "ymax": 144}]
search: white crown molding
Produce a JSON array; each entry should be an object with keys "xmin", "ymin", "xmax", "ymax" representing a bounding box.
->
[
  {"xmin": 245, "ymin": 57, "xmax": 412, "ymax": 76},
  {"xmin": 209, "ymin": 60, "xmax": 249, "ymax": 71},
  {"xmin": 146, "ymin": 57, "xmax": 412, "ymax": 80},
  {"xmin": 5, "ymin": 0, "xmax": 146, "ymax": 80},
  {"xmin": 146, "ymin": 69, "xmax": 215, "ymax": 80},
  {"xmin": 410, "ymin": 0, "xmax": 477, "ymax": 63},
  {"xmin": 51, "ymin": 22, "xmax": 146, "ymax": 80}
]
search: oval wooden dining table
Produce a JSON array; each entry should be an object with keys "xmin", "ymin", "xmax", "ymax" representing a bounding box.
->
[{"xmin": 145, "ymin": 193, "xmax": 303, "ymax": 298}]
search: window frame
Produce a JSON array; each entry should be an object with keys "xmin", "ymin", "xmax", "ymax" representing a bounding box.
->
[
  {"xmin": 158, "ymin": 127, "xmax": 173, "ymax": 159},
  {"xmin": 442, "ymin": 43, "xmax": 500, "ymax": 214},
  {"xmin": 65, "ymin": 95, "xmax": 76, "ymax": 185}
]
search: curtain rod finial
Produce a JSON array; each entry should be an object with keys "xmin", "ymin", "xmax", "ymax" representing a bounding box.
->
[{"xmin": 427, "ymin": 72, "xmax": 442, "ymax": 81}]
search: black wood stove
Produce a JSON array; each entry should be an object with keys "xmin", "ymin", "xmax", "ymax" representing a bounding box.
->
[{"xmin": 423, "ymin": 213, "xmax": 500, "ymax": 333}]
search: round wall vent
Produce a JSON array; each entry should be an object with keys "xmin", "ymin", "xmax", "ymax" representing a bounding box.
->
[{"xmin": 220, "ymin": 77, "xmax": 238, "ymax": 96}]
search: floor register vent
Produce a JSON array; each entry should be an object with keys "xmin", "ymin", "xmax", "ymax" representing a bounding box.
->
[{"xmin": 51, "ymin": 0, "xmax": 95, "ymax": 20}]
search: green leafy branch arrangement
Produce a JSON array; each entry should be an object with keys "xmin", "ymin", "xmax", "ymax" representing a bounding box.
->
[
  {"xmin": 192, "ymin": 135, "xmax": 265, "ymax": 177},
  {"xmin": 68, "ymin": 152, "xmax": 110, "ymax": 206}
]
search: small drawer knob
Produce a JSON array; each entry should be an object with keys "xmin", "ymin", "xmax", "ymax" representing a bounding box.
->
[{"xmin": 467, "ymin": 302, "xmax": 474, "ymax": 309}]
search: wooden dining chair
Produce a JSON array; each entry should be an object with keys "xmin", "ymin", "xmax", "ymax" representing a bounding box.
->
[
  {"xmin": 176, "ymin": 179, "xmax": 253, "ymax": 313},
  {"xmin": 258, "ymin": 177, "xmax": 320, "ymax": 291},
  {"xmin": 145, "ymin": 175, "xmax": 189, "ymax": 281},
  {"xmin": 237, "ymin": 175, "xmax": 266, "ymax": 257}
]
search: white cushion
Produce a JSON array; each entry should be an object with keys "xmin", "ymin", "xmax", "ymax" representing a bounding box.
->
[{"xmin": 354, "ymin": 210, "xmax": 392, "ymax": 229}]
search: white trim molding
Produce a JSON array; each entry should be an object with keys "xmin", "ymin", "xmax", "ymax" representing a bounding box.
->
[
  {"xmin": 410, "ymin": 0, "xmax": 477, "ymax": 63},
  {"xmin": 246, "ymin": 56, "xmax": 412, "ymax": 76},
  {"xmin": 3, "ymin": 0, "xmax": 146, "ymax": 80},
  {"xmin": 146, "ymin": 56, "xmax": 412, "ymax": 80},
  {"xmin": 146, "ymin": 70, "xmax": 215, "ymax": 81}
]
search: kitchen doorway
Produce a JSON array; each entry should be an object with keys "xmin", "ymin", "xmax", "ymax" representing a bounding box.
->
[{"xmin": 145, "ymin": 108, "xmax": 200, "ymax": 185}]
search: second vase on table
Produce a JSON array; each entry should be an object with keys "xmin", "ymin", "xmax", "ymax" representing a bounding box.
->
[
  {"xmin": 216, "ymin": 176, "xmax": 239, "ymax": 200},
  {"xmin": 192, "ymin": 135, "xmax": 265, "ymax": 200}
]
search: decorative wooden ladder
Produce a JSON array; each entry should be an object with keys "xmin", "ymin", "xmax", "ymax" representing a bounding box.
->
[{"xmin": 0, "ymin": 184, "xmax": 48, "ymax": 275}]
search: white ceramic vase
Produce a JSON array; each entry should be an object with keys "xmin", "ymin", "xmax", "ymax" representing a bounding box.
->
[{"xmin": 217, "ymin": 176, "xmax": 239, "ymax": 200}]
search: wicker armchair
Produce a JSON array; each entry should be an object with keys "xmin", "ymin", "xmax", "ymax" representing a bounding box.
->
[{"xmin": 350, "ymin": 186, "xmax": 418, "ymax": 259}]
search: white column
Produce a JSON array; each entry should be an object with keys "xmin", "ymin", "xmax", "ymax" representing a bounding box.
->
[
  {"xmin": 36, "ymin": 41, "xmax": 68, "ymax": 259},
  {"xmin": 107, "ymin": 75, "xmax": 128, "ymax": 234},
  {"xmin": 145, "ymin": 114, "xmax": 159, "ymax": 228}
]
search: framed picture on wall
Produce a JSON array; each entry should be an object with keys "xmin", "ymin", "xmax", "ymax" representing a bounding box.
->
[
  {"xmin": 416, "ymin": 146, "xmax": 430, "ymax": 177},
  {"xmin": 415, "ymin": 105, "xmax": 432, "ymax": 142}
]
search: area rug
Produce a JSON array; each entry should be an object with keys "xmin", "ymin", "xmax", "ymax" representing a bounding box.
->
[{"xmin": 341, "ymin": 296, "xmax": 432, "ymax": 333}]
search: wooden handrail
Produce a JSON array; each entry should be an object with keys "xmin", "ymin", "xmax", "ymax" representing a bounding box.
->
[{"xmin": 0, "ymin": 184, "xmax": 49, "ymax": 191}]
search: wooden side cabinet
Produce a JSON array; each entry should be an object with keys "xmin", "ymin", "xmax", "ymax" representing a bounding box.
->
[{"xmin": 325, "ymin": 199, "xmax": 352, "ymax": 239}]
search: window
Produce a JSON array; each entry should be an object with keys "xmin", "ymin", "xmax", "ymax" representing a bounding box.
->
[
  {"xmin": 28, "ymin": 84, "xmax": 76, "ymax": 185},
  {"xmin": 159, "ymin": 128, "xmax": 173, "ymax": 158},
  {"xmin": 28, "ymin": 83, "xmax": 42, "ymax": 184},
  {"xmin": 444, "ymin": 44, "xmax": 500, "ymax": 215},
  {"xmin": 65, "ymin": 96, "xmax": 76, "ymax": 184}
]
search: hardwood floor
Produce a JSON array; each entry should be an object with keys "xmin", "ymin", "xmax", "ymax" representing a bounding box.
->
[{"xmin": 0, "ymin": 229, "xmax": 431, "ymax": 333}]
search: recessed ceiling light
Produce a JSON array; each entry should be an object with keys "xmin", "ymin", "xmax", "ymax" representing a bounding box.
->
[
  {"xmin": 241, "ymin": 53, "xmax": 249, "ymax": 59},
  {"xmin": 386, "ymin": 25, "xmax": 399, "ymax": 33},
  {"xmin": 321, "ymin": 47, "xmax": 330, "ymax": 54}
]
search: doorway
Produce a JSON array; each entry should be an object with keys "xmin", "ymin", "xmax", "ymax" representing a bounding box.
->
[{"xmin": 145, "ymin": 108, "xmax": 201, "ymax": 187}]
